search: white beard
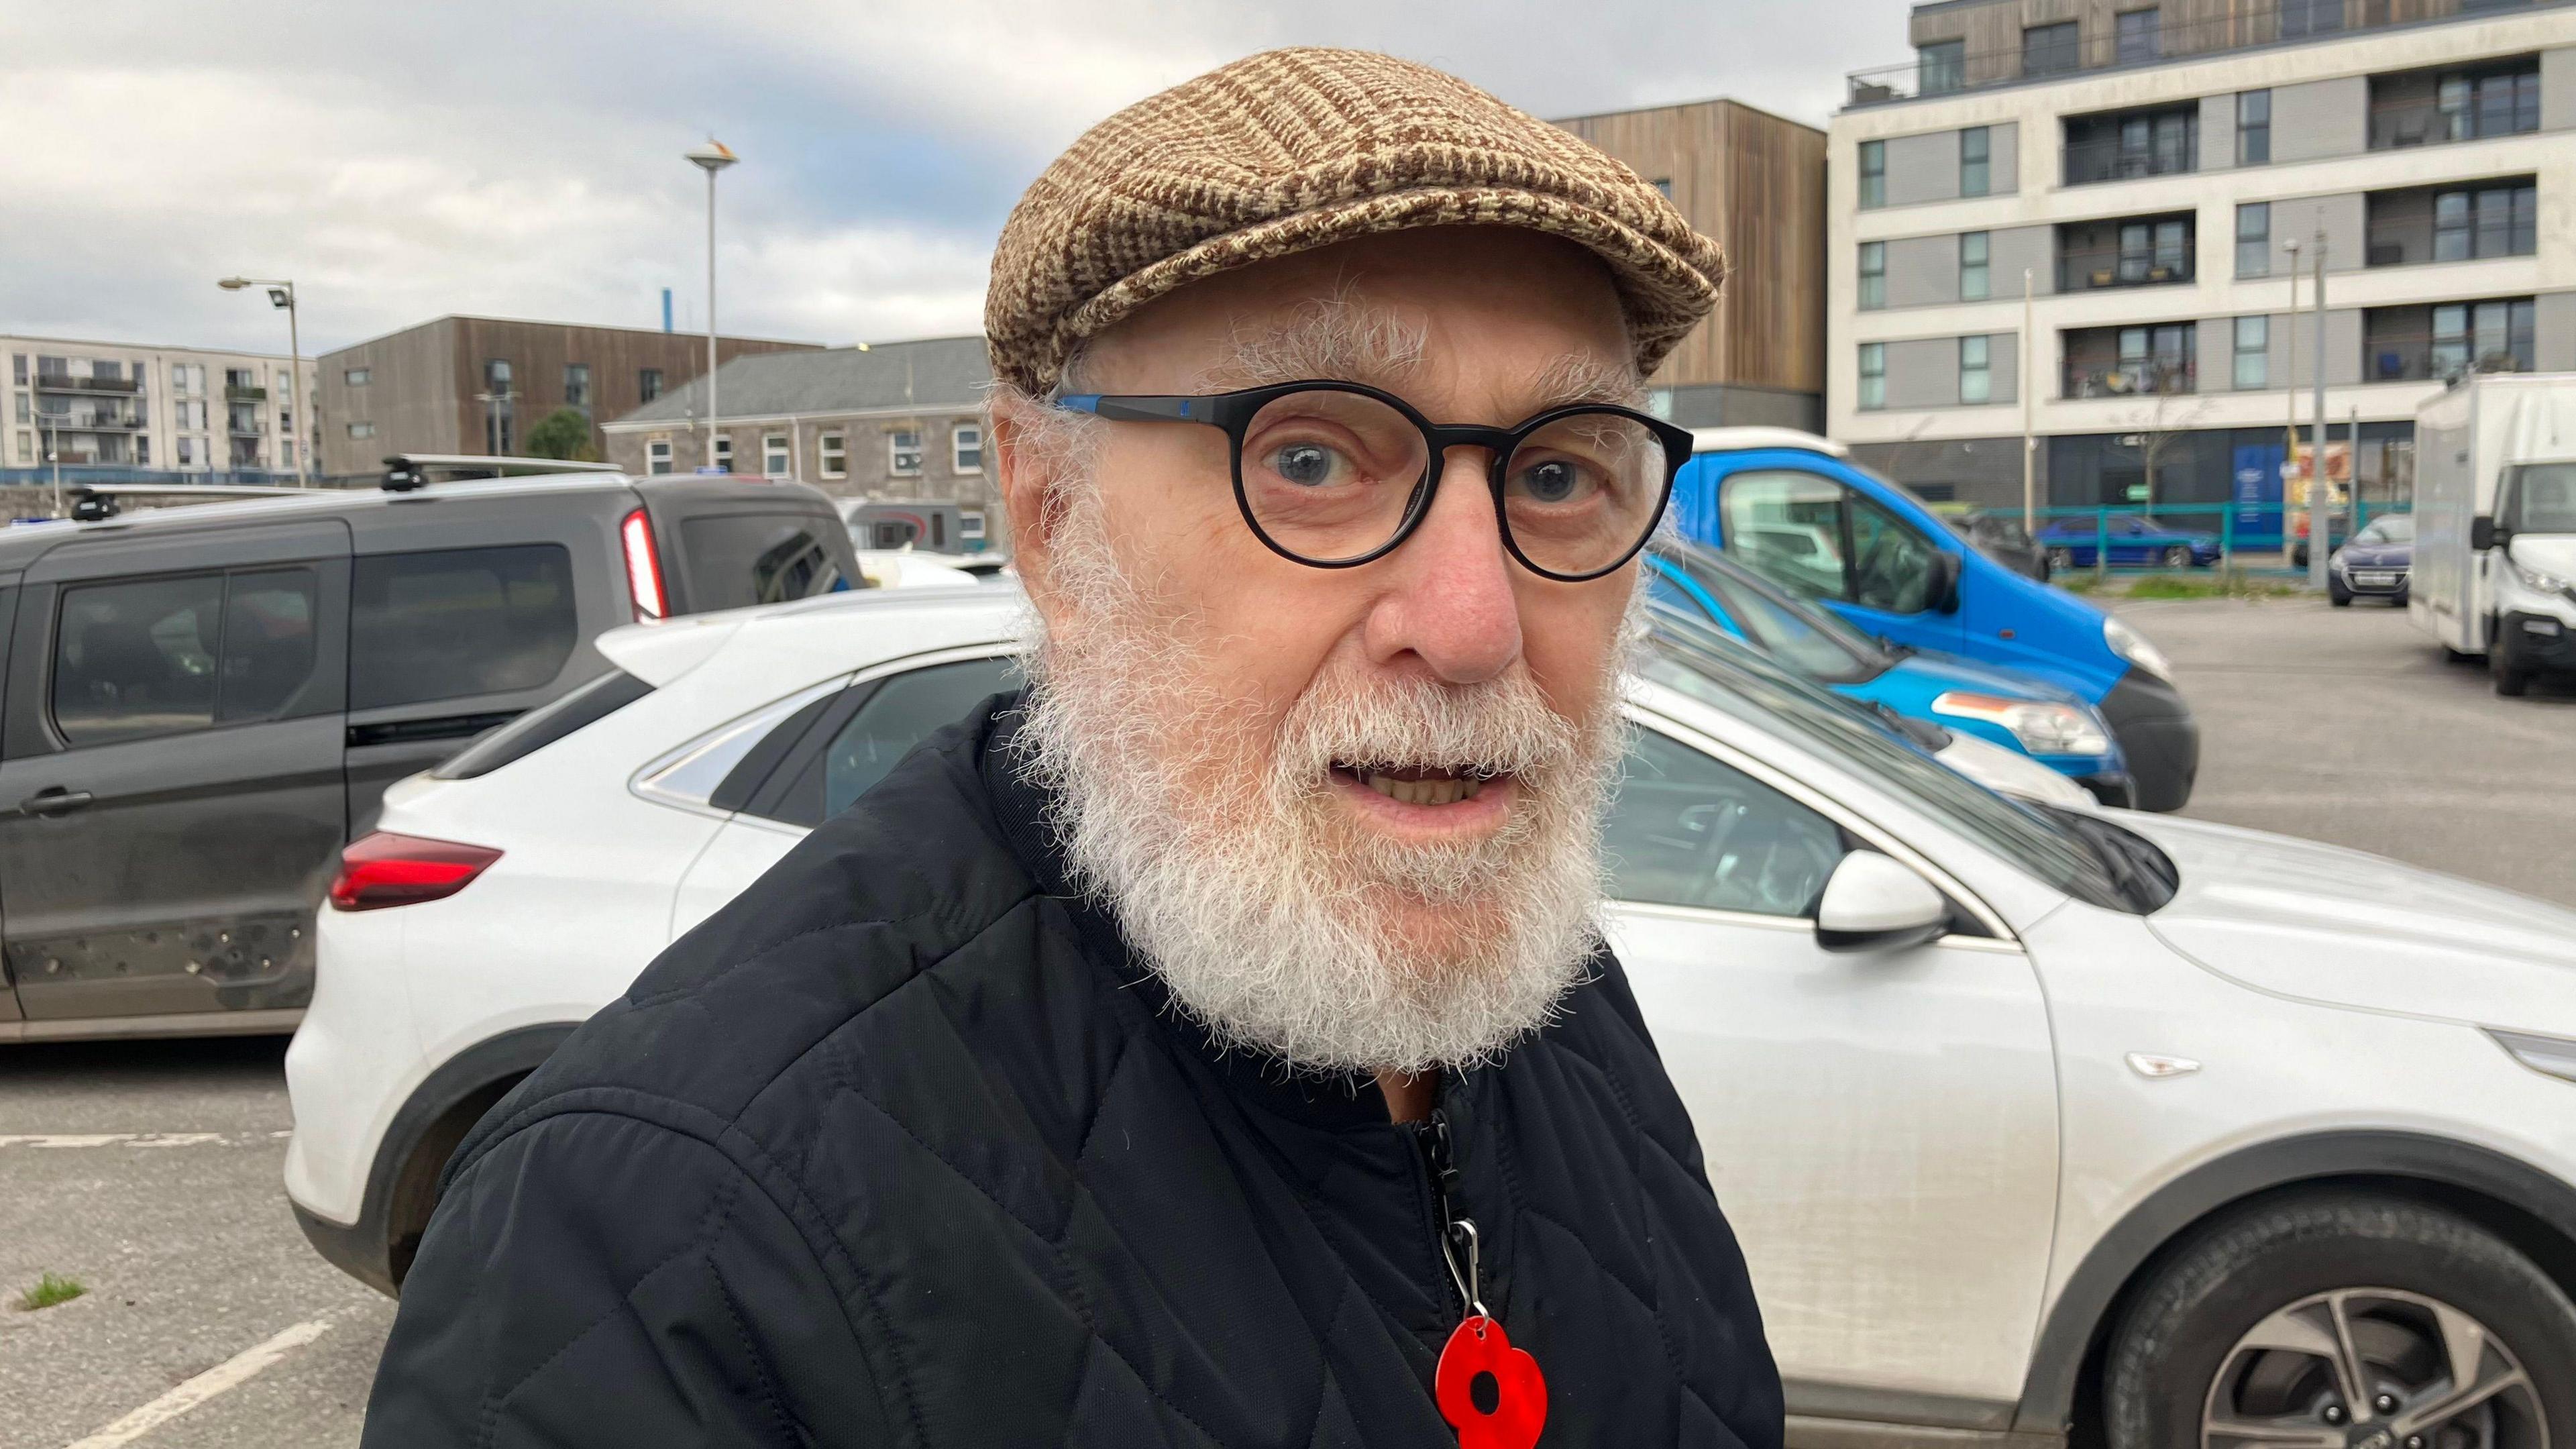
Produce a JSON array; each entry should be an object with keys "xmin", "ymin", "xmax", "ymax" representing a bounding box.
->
[{"xmin": 1011, "ymin": 482, "xmax": 1631, "ymax": 1075}]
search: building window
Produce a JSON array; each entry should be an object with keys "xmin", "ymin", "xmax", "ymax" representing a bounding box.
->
[
  {"xmin": 953, "ymin": 423, "xmax": 983, "ymax": 474},
  {"xmin": 2115, "ymin": 8, "xmax": 2158, "ymax": 65},
  {"xmin": 2434, "ymin": 183, "xmax": 2538, "ymax": 262},
  {"xmin": 565, "ymin": 364, "xmax": 591, "ymax": 410},
  {"xmin": 1858, "ymin": 242, "xmax": 1887, "ymax": 310},
  {"xmin": 713, "ymin": 435, "xmax": 733, "ymax": 471},
  {"xmin": 2234, "ymin": 316, "xmax": 2269, "ymax": 389},
  {"xmin": 2119, "ymin": 323, "xmax": 2197, "ymax": 392},
  {"xmin": 11, "ymin": 392, "xmax": 25, "ymax": 424},
  {"xmin": 2432, "ymin": 298, "xmax": 2536, "ymax": 380},
  {"xmin": 2237, "ymin": 91, "xmax": 2271, "ymax": 165},
  {"xmin": 1858, "ymin": 343, "xmax": 1886, "ymax": 411},
  {"xmin": 344, "ymin": 367, "xmax": 371, "ymax": 386},
  {"xmin": 819, "ymin": 431, "xmax": 847, "ymax": 478},
  {"xmin": 2065, "ymin": 105, "xmax": 2198, "ymax": 184},
  {"xmin": 177, "ymin": 436, "xmax": 199, "ymax": 467},
  {"xmin": 1960, "ymin": 231, "xmax": 1990, "ymax": 301},
  {"xmin": 761, "ymin": 433, "xmax": 790, "ymax": 478},
  {"xmin": 1920, "ymin": 40, "xmax": 1965, "ymax": 95},
  {"xmin": 2237, "ymin": 203, "xmax": 2271, "ymax": 277},
  {"xmin": 638, "ymin": 368, "xmax": 663, "ymax": 403},
  {"xmin": 647, "ymin": 439, "xmax": 672, "ymax": 475},
  {"xmin": 1960, "ymin": 336, "xmax": 1992, "ymax": 405},
  {"xmin": 1651, "ymin": 177, "xmax": 1674, "ymax": 200},
  {"xmin": 2117, "ymin": 219, "xmax": 2191, "ymax": 284},
  {"xmin": 2023, "ymin": 21, "xmax": 2078, "ymax": 78},
  {"xmin": 346, "ymin": 421, "xmax": 376, "ymax": 439},
  {"xmin": 484, "ymin": 358, "xmax": 512, "ymax": 392},
  {"xmin": 1859, "ymin": 141, "xmax": 1885, "ymax": 209},
  {"xmin": 2279, "ymin": 0, "xmax": 2345, "ymax": 38},
  {"xmin": 1960, "ymin": 126, "xmax": 1991, "ymax": 197},
  {"xmin": 14, "ymin": 430, "xmax": 30, "ymax": 464},
  {"xmin": 2438, "ymin": 64, "xmax": 2541, "ymax": 142},
  {"xmin": 8, "ymin": 355, "xmax": 22, "ymax": 386},
  {"xmin": 890, "ymin": 429, "xmax": 922, "ymax": 475}
]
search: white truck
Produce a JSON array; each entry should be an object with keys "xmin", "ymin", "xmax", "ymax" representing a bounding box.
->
[{"xmin": 2409, "ymin": 372, "xmax": 2576, "ymax": 696}]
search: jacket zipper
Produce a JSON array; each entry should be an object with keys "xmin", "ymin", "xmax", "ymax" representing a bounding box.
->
[{"xmin": 1408, "ymin": 1108, "xmax": 1465, "ymax": 1322}]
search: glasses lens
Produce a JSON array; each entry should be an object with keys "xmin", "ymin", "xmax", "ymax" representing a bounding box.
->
[
  {"xmin": 1238, "ymin": 388, "xmax": 1432, "ymax": 564},
  {"xmin": 1499, "ymin": 411, "xmax": 1672, "ymax": 577}
]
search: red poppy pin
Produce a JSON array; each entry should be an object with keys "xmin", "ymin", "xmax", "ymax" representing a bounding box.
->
[{"xmin": 1435, "ymin": 1314, "xmax": 1547, "ymax": 1449}]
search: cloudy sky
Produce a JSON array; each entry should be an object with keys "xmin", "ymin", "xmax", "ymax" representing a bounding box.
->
[{"xmin": 1, "ymin": 0, "xmax": 1913, "ymax": 358}]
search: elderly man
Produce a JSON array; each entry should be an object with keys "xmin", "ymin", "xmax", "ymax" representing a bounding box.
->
[{"xmin": 366, "ymin": 48, "xmax": 1782, "ymax": 1448}]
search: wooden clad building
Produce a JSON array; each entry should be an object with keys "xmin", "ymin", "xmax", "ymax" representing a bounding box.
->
[
  {"xmin": 317, "ymin": 316, "xmax": 818, "ymax": 477},
  {"xmin": 1552, "ymin": 99, "xmax": 1828, "ymax": 427}
]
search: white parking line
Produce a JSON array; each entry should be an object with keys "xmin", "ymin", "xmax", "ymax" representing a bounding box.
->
[
  {"xmin": 62, "ymin": 1317, "xmax": 332, "ymax": 1449},
  {"xmin": 0, "ymin": 1131, "xmax": 288, "ymax": 1149}
]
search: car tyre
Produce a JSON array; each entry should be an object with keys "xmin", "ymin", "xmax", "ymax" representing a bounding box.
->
[
  {"xmin": 2049, "ymin": 547, "xmax": 2076, "ymax": 572},
  {"xmin": 2104, "ymin": 1192, "xmax": 2576, "ymax": 1449},
  {"xmin": 2328, "ymin": 582, "xmax": 2353, "ymax": 608},
  {"xmin": 2163, "ymin": 545, "xmax": 2194, "ymax": 570}
]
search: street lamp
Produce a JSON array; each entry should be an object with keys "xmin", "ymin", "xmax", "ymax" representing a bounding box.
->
[
  {"xmin": 475, "ymin": 388, "xmax": 518, "ymax": 458},
  {"xmin": 218, "ymin": 276, "xmax": 309, "ymax": 486},
  {"xmin": 684, "ymin": 139, "xmax": 738, "ymax": 472}
]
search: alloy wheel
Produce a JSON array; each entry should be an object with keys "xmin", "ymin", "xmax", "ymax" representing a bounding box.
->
[{"xmin": 2202, "ymin": 1287, "xmax": 2546, "ymax": 1449}]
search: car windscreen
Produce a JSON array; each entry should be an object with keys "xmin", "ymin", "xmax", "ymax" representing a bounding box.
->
[
  {"xmin": 1640, "ymin": 608, "xmax": 2139, "ymax": 914},
  {"xmin": 2357, "ymin": 515, "xmax": 2414, "ymax": 544},
  {"xmin": 2506, "ymin": 465, "xmax": 2576, "ymax": 534},
  {"xmin": 674, "ymin": 512, "xmax": 855, "ymax": 612},
  {"xmin": 433, "ymin": 668, "xmax": 654, "ymax": 780},
  {"xmin": 1650, "ymin": 544, "xmax": 1884, "ymax": 684}
]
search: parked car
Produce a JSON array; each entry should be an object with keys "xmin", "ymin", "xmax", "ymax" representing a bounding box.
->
[
  {"xmin": 2290, "ymin": 511, "xmax": 2351, "ymax": 569},
  {"xmin": 1671, "ymin": 428, "xmax": 2199, "ymax": 811},
  {"xmin": 2035, "ymin": 513, "xmax": 2224, "ymax": 570},
  {"xmin": 0, "ymin": 460, "xmax": 859, "ymax": 1044},
  {"xmin": 1647, "ymin": 541, "xmax": 2131, "ymax": 805},
  {"xmin": 287, "ymin": 585, "xmax": 2576, "ymax": 1448},
  {"xmin": 1935, "ymin": 504, "xmax": 2051, "ymax": 582},
  {"xmin": 2328, "ymin": 513, "xmax": 2414, "ymax": 606},
  {"xmin": 2410, "ymin": 372, "xmax": 2576, "ymax": 696}
]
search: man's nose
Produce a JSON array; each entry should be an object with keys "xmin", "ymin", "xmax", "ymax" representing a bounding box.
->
[{"xmin": 1361, "ymin": 445, "xmax": 1523, "ymax": 685}]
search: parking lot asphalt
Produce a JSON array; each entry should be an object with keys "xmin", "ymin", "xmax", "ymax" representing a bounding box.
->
[
  {"xmin": 1, "ymin": 593, "xmax": 2569, "ymax": 1448},
  {"xmin": 2137, "ymin": 592, "xmax": 2576, "ymax": 908}
]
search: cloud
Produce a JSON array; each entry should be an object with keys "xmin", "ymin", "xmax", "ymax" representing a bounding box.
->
[{"xmin": 0, "ymin": 0, "xmax": 1909, "ymax": 357}]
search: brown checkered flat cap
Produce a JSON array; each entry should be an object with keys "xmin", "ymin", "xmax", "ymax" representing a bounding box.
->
[{"xmin": 985, "ymin": 47, "xmax": 1727, "ymax": 396}]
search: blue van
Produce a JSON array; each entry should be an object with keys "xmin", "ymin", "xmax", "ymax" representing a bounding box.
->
[
  {"xmin": 1645, "ymin": 541, "xmax": 2135, "ymax": 806},
  {"xmin": 1668, "ymin": 429, "xmax": 2199, "ymax": 811}
]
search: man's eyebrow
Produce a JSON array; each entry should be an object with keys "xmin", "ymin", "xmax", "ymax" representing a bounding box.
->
[
  {"xmin": 1195, "ymin": 288, "xmax": 1429, "ymax": 392},
  {"xmin": 1523, "ymin": 352, "xmax": 1648, "ymax": 411}
]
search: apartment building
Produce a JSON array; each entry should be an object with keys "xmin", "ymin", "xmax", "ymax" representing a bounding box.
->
[
  {"xmin": 318, "ymin": 316, "xmax": 818, "ymax": 477},
  {"xmin": 1830, "ymin": 0, "xmax": 2576, "ymax": 515},
  {"xmin": 1554, "ymin": 99, "xmax": 1830, "ymax": 429},
  {"xmin": 600, "ymin": 335, "xmax": 999, "ymax": 549},
  {"xmin": 3, "ymin": 335, "xmax": 314, "ymax": 484}
]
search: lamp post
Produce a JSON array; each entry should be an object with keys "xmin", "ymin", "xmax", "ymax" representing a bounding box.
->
[
  {"xmin": 217, "ymin": 276, "xmax": 308, "ymax": 486},
  {"xmin": 684, "ymin": 140, "xmax": 738, "ymax": 472},
  {"xmin": 475, "ymin": 388, "xmax": 517, "ymax": 458},
  {"xmin": 41, "ymin": 416, "xmax": 62, "ymax": 518},
  {"xmin": 2282, "ymin": 238, "xmax": 2302, "ymax": 564},
  {"xmin": 2307, "ymin": 228, "xmax": 2330, "ymax": 592},
  {"xmin": 2021, "ymin": 266, "xmax": 2037, "ymax": 535}
]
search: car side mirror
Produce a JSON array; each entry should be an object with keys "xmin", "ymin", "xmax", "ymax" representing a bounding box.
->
[
  {"xmin": 2471, "ymin": 516, "xmax": 2498, "ymax": 551},
  {"xmin": 1813, "ymin": 851, "xmax": 1951, "ymax": 954},
  {"xmin": 1927, "ymin": 549, "xmax": 1963, "ymax": 614}
]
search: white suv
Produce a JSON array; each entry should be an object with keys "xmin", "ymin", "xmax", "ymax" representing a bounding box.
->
[{"xmin": 286, "ymin": 588, "xmax": 2576, "ymax": 1447}]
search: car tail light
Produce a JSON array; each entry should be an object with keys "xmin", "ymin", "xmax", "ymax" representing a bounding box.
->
[
  {"xmin": 329, "ymin": 832, "xmax": 503, "ymax": 912},
  {"xmin": 622, "ymin": 507, "xmax": 667, "ymax": 620}
]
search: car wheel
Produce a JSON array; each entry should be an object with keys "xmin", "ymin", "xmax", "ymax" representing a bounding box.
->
[
  {"xmin": 2330, "ymin": 587, "xmax": 2353, "ymax": 607},
  {"xmin": 2049, "ymin": 547, "xmax": 2076, "ymax": 572},
  {"xmin": 2105, "ymin": 1193, "xmax": 2576, "ymax": 1449},
  {"xmin": 2163, "ymin": 545, "xmax": 2194, "ymax": 569}
]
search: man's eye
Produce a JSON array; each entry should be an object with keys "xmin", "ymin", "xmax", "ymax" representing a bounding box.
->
[
  {"xmin": 1270, "ymin": 443, "xmax": 1344, "ymax": 488},
  {"xmin": 1515, "ymin": 459, "xmax": 1588, "ymax": 504}
]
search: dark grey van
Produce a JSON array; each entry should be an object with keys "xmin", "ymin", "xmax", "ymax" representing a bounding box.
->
[{"xmin": 0, "ymin": 465, "xmax": 860, "ymax": 1042}]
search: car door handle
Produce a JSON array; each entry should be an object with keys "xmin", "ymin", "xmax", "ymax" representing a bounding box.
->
[{"xmin": 19, "ymin": 788, "xmax": 94, "ymax": 817}]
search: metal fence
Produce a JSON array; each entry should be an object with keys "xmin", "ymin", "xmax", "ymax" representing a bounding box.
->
[{"xmin": 2019, "ymin": 499, "xmax": 2411, "ymax": 575}]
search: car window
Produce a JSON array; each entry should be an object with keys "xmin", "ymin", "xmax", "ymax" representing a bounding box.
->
[
  {"xmin": 760, "ymin": 656, "xmax": 1020, "ymax": 827},
  {"xmin": 351, "ymin": 545, "xmax": 578, "ymax": 710},
  {"xmin": 2509, "ymin": 466, "xmax": 2576, "ymax": 533},
  {"xmin": 53, "ymin": 568, "xmax": 321, "ymax": 747},
  {"xmin": 2358, "ymin": 515, "xmax": 2414, "ymax": 544},
  {"xmin": 1721, "ymin": 470, "xmax": 1848, "ymax": 601},
  {"xmin": 1607, "ymin": 729, "xmax": 1849, "ymax": 916},
  {"xmin": 1698, "ymin": 564, "xmax": 1876, "ymax": 683},
  {"xmin": 1848, "ymin": 493, "xmax": 1939, "ymax": 614},
  {"xmin": 675, "ymin": 513, "xmax": 849, "ymax": 612}
]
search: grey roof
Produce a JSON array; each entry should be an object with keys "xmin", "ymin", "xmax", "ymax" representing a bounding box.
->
[{"xmin": 609, "ymin": 335, "xmax": 989, "ymax": 427}]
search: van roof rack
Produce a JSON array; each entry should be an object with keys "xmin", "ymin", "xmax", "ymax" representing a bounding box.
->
[{"xmin": 382, "ymin": 454, "xmax": 623, "ymax": 492}]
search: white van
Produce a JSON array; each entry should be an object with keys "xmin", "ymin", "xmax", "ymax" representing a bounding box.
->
[{"xmin": 2409, "ymin": 372, "xmax": 2576, "ymax": 696}]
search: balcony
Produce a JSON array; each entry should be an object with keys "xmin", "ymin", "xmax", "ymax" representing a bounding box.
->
[
  {"xmin": 2063, "ymin": 323, "xmax": 2200, "ymax": 400},
  {"xmin": 2364, "ymin": 298, "xmax": 2538, "ymax": 383},
  {"xmin": 40, "ymin": 410, "xmax": 145, "ymax": 431},
  {"xmin": 2057, "ymin": 214, "xmax": 2196, "ymax": 292},
  {"xmin": 224, "ymin": 385, "xmax": 268, "ymax": 403},
  {"xmin": 2368, "ymin": 60, "xmax": 2542, "ymax": 150},
  {"xmin": 2063, "ymin": 106, "xmax": 2198, "ymax": 187},
  {"xmin": 33, "ymin": 372, "xmax": 141, "ymax": 395},
  {"xmin": 2366, "ymin": 178, "xmax": 2538, "ymax": 268}
]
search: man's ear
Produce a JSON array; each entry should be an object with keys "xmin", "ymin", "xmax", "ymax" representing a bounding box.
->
[{"xmin": 990, "ymin": 400, "xmax": 1057, "ymax": 602}]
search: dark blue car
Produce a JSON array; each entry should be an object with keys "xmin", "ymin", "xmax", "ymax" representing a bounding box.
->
[
  {"xmin": 2328, "ymin": 513, "xmax": 2414, "ymax": 606},
  {"xmin": 2037, "ymin": 514, "xmax": 2223, "ymax": 569}
]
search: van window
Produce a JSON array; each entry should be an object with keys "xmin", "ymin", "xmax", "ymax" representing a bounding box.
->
[
  {"xmin": 2506, "ymin": 464, "xmax": 2576, "ymax": 533},
  {"xmin": 676, "ymin": 513, "xmax": 847, "ymax": 611},
  {"xmin": 54, "ymin": 568, "xmax": 321, "ymax": 747},
  {"xmin": 352, "ymin": 545, "xmax": 578, "ymax": 710},
  {"xmin": 1848, "ymin": 493, "xmax": 1941, "ymax": 614},
  {"xmin": 1721, "ymin": 470, "xmax": 1943, "ymax": 615}
]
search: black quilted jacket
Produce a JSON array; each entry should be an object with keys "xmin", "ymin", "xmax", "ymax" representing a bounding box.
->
[{"xmin": 363, "ymin": 700, "xmax": 1784, "ymax": 1448}]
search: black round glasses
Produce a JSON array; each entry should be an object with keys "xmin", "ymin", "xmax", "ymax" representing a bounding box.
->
[{"xmin": 1052, "ymin": 380, "xmax": 1694, "ymax": 582}]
